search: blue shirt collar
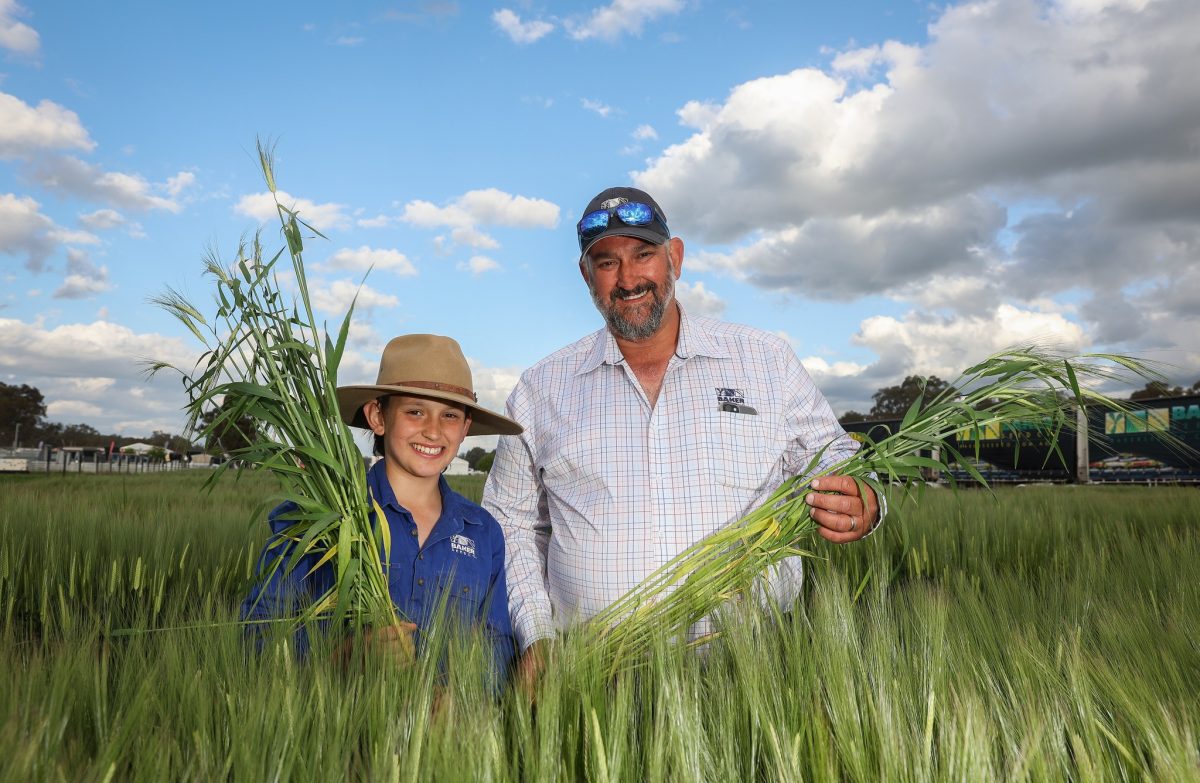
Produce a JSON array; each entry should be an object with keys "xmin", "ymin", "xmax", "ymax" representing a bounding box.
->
[{"xmin": 366, "ymin": 459, "xmax": 480, "ymax": 529}]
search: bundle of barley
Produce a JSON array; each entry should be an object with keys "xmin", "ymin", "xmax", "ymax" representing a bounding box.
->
[
  {"xmin": 578, "ymin": 348, "xmax": 1189, "ymax": 674},
  {"xmin": 149, "ymin": 142, "xmax": 396, "ymax": 634}
]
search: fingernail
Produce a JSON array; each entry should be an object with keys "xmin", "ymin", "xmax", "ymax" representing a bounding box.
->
[
  {"xmin": 811, "ymin": 479, "xmax": 820, "ymax": 489},
  {"xmin": 805, "ymin": 493, "xmax": 814, "ymax": 505}
]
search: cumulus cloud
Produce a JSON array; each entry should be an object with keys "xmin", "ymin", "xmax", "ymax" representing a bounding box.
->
[
  {"xmin": 234, "ymin": 190, "xmax": 350, "ymax": 230},
  {"xmin": 566, "ymin": 0, "xmax": 684, "ymax": 42},
  {"xmin": 493, "ymin": 8, "xmax": 554, "ymax": 44},
  {"xmin": 675, "ymin": 279, "xmax": 725, "ymax": 317},
  {"xmin": 78, "ymin": 209, "xmax": 126, "ymax": 230},
  {"xmin": 165, "ymin": 171, "xmax": 196, "ymax": 197},
  {"xmin": 401, "ymin": 188, "xmax": 559, "ymax": 251},
  {"xmin": 0, "ymin": 317, "xmax": 195, "ymax": 379},
  {"xmin": 0, "ymin": 1, "xmax": 39, "ymax": 55},
  {"xmin": 310, "ymin": 279, "xmax": 399, "ymax": 315},
  {"xmin": 324, "ymin": 246, "xmax": 417, "ymax": 276},
  {"xmin": 0, "ymin": 92, "xmax": 93, "ymax": 158},
  {"xmin": 630, "ymin": 0, "xmax": 1200, "ymax": 365},
  {"xmin": 457, "ymin": 255, "xmax": 501, "ymax": 276},
  {"xmin": 53, "ymin": 248, "xmax": 111, "ymax": 299},
  {"xmin": 0, "ymin": 193, "xmax": 97, "ymax": 272},
  {"xmin": 28, "ymin": 156, "xmax": 184, "ymax": 212},
  {"xmin": 633, "ymin": 124, "xmax": 658, "ymax": 140}
]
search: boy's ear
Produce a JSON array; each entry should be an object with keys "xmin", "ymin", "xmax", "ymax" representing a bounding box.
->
[
  {"xmin": 462, "ymin": 413, "xmax": 472, "ymax": 439},
  {"xmin": 363, "ymin": 399, "xmax": 386, "ymax": 436}
]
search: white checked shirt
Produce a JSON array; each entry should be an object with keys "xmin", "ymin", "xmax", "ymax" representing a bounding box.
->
[{"xmin": 482, "ymin": 309, "xmax": 862, "ymax": 651}]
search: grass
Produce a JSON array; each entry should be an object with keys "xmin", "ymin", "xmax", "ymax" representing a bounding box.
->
[{"xmin": 1, "ymin": 472, "xmax": 1196, "ymax": 779}]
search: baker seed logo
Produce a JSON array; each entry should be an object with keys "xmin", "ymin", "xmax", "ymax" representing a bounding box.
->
[{"xmin": 450, "ymin": 534, "xmax": 476, "ymax": 558}]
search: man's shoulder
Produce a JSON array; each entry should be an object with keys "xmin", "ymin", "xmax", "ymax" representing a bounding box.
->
[
  {"xmin": 689, "ymin": 313, "xmax": 793, "ymax": 357},
  {"xmin": 517, "ymin": 328, "xmax": 606, "ymax": 383}
]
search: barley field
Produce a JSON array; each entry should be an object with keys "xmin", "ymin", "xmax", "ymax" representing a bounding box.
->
[{"xmin": 1, "ymin": 472, "xmax": 1196, "ymax": 780}]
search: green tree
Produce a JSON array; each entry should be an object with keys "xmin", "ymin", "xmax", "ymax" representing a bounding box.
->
[
  {"xmin": 462, "ymin": 446, "xmax": 487, "ymax": 471},
  {"xmin": 475, "ymin": 451, "xmax": 495, "ymax": 473},
  {"xmin": 196, "ymin": 400, "xmax": 259, "ymax": 455},
  {"xmin": 838, "ymin": 410, "xmax": 868, "ymax": 425},
  {"xmin": 0, "ymin": 381, "xmax": 47, "ymax": 447},
  {"xmin": 1129, "ymin": 380, "xmax": 1199, "ymax": 400},
  {"xmin": 870, "ymin": 375, "xmax": 952, "ymax": 419}
]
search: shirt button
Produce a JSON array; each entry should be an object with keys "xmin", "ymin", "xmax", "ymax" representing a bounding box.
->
[
  {"xmin": 461, "ymin": 586, "xmax": 469, "ymax": 594},
  {"xmin": 418, "ymin": 553, "xmax": 424, "ymax": 560},
  {"xmin": 417, "ymin": 578, "xmax": 424, "ymax": 586},
  {"xmin": 410, "ymin": 529, "xmax": 417, "ymax": 537}
]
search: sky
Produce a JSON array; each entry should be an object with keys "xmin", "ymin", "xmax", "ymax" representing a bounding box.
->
[{"xmin": 2, "ymin": 0, "xmax": 1198, "ymax": 449}]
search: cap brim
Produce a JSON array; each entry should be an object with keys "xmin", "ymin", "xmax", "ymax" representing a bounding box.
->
[
  {"xmin": 580, "ymin": 225, "xmax": 669, "ymax": 258},
  {"xmin": 335, "ymin": 384, "xmax": 523, "ymax": 436}
]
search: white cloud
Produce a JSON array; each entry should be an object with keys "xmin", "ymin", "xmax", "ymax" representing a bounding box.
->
[
  {"xmin": 356, "ymin": 214, "xmax": 392, "ymax": 228},
  {"xmin": 234, "ymin": 190, "xmax": 350, "ymax": 230},
  {"xmin": 567, "ymin": 0, "xmax": 684, "ymax": 42},
  {"xmin": 0, "ymin": 193, "xmax": 96, "ymax": 272},
  {"xmin": 165, "ymin": 171, "xmax": 196, "ymax": 197},
  {"xmin": 46, "ymin": 399, "xmax": 104, "ymax": 419},
  {"xmin": 324, "ymin": 245, "xmax": 417, "ymax": 276},
  {"xmin": 335, "ymin": 36, "xmax": 365, "ymax": 46},
  {"xmin": 581, "ymin": 98, "xmax": 613, "ymax": 117},
  {"xmin": 79, "ymin": 208, "xmax": 125, "ymax": 230},
  {"xmin": 0, "ymin": 0, "xmax": 39, "ymax": 55},
  {"xmin": 0, "ymin": 92, "xmax": 93, "ymax": 158},
  {"xmin": 0, "ymin": 317, "xmax": 195, "ymax": 379},
  {"xmin": 54, "ymin": 248, "xmax": 111, "ymax": 299},
  {"xmin": 458, "ymin": 255, "xmax": 501, "ymax": 276},
  {"xmin": 29, "ymin": 156, "xmax": 182, "ymax": 212},
  {"xmin": 675, "ymin": 280, "xmax": 725, "ymax": 317},
  {"xmin": 629, "ymin": 0, "xmax": 1200, "ymax": 359},
  {"xmin": 633, "ymin": 124, "xmax": 658, "ymax": 140},
  {"xmin": 310, "ymin": 279, "xmax": 399, "ymax": 315},
  {"xmin": 493, "ymin": 8, "xmax": 555, "ymax": 44},
  {"xmin": 400, "ymin": 188, "xmax": 559, "ymax": 250}
]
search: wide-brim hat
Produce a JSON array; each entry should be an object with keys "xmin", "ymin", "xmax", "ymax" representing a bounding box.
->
[{"xmin": 336, "ymin": 334, "xmax": 523, "ymax": 437}]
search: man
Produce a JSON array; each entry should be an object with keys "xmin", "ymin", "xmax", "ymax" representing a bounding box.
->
[{"xmin": 482, "ymin": 186, "xmax": 880, "ymax": 687}]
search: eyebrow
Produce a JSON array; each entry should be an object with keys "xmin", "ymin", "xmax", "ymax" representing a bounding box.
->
[{"xmin": 590, "ymin": 240, "xmax": 659, "ymax": 261}]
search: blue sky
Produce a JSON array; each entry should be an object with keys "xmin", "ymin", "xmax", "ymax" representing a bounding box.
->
[{"xmin": 2, "ymin": 0, "xmax": 1198, "ymax": 443}]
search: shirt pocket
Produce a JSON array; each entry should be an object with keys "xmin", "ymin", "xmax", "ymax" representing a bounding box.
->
[
  {"xmin": 704, "ymin": 406, "xmax": 775, "ymax": 491},
  {"xmin": 433, "ymin": 567, "xmax": 489, "ymax": 626}
]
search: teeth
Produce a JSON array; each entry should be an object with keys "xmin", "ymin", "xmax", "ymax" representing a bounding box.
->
[
  {"xmin": 413, "ymin": 444, "xmax": 442, "ymax": 456},
  {"xmin": 621, "ymin": 291, "xmax": 648, "ymax": 301}
]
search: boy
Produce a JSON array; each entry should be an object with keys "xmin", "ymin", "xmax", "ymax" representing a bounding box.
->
[{"xmin": 241, "ymin": 334, "xmax": 522, "ymax": 678}]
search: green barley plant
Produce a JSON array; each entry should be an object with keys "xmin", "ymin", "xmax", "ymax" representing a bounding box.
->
[
  {"xmin": 147, "ymin": 140, "xmax": 396, "ymax": 635},
  {"xmin": 580, "ymin": 347, "xmax": 1194, "ymax": 673}
]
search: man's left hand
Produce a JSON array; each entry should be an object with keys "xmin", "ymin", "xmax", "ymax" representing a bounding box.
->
[{"xmin": 805, "ymin": 475, "xmax": 879, "ymax": 543}]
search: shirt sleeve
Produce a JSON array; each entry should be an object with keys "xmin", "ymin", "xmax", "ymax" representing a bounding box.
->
[
  {"xmin": 239, "ymin": 503, "xmax": 324, "ymax": 656},
  {"xmin": 482, "ymin": 377, "xmax": 556, "ymax": 652},
  {"xmin": 481, "ymin": 520, "xmax": 517, "ymax": 686},
  {"xmin": 778, "ymin": 344, "xmax": 887, "ymax": 532}
]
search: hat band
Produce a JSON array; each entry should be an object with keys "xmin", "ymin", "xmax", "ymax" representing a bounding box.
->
[{"xmin": 391, "ymin": 380, "xmax": 478, "ymax": 402}]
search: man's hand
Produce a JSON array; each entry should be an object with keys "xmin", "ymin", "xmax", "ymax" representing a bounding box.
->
[
  {"xmin": 805, "ymin": 475, "xmax": 879, "ymax": 543},
  {"xmin": 515, "ymin": 639, "xmax": 548, "ymax": 702},
  {"xmin": 334, "ymin": 621, "xmax": 418, "ymax": 668}
]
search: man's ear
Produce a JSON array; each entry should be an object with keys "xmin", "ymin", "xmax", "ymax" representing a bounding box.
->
[
  {"xmin": 579, "ymin": 257, "xmax": 594, "ymax": 289},
  {"xmin": 363, "ymin": 399, "xmax": 386, "ymax": 436},
  {"xmin": 667, "ymin": 237, "xmax": 684, "ymax": 279}
]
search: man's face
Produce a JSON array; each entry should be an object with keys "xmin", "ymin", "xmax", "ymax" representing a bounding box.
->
[{"xmin": 582, "ymin": 235, "xmax": 683, "ymax": 341}]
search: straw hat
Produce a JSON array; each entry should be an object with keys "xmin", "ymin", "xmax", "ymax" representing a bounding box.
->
[{"xmin": 336, "ymin": 334, "xmax": 522, "ymax": 437}]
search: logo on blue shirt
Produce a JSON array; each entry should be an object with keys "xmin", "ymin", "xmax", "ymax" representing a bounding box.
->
[{"xmin": 450, "ymin": 534, "xmax": 477, "ymax": 558}]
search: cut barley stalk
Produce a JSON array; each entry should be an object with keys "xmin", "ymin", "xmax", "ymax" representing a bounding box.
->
[
  {"xmin": 576, "ymin": 347, "xmax": 1193, "ymax": 675},
  {"xmin": 148, "ymin": 140, "xmax": 398, "ymax": 635}
]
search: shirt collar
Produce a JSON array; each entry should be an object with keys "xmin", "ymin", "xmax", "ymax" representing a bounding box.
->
[
  {"xmin": 366, "ymin": 458, "xmax": 480, "ymax": 527},
  {"xmin": 576, "ymin": 303, "xmax": 730, "ymax": 376}
]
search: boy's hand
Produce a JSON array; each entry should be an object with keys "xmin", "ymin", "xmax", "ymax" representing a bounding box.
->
[{"xmin": 335, "ymin": 621, "xmax": 418, "ymax": 668}]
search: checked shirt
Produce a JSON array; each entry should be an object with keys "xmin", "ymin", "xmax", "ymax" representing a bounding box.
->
[{"xmin": 483, "ymin": 308, "xmax": 863, "ymax": 651}]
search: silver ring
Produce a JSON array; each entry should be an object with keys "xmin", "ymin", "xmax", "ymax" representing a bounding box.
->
[{"xmin": 849, "ymin": 516, "xmax": 858, "ymax": 532}]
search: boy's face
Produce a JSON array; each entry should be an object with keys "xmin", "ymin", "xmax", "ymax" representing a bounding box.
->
[{"xmin": 364, "ymin": 394, "xmax": 472, "ymax": 481}]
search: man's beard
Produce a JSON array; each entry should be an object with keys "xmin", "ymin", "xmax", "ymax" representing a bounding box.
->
[{"xmin": 592, "ymin": 272, "xmax": 676, "ymax": 341}]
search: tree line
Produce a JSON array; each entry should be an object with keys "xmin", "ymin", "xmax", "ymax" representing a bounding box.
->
[{"xmin": 837, "ymin": 376, "xmax": 1200, "ymax": 425}]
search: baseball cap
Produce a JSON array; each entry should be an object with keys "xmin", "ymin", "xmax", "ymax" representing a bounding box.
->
[{"xmin": 577, "ymin": 186, "xmax": 671, "ymax": 257}]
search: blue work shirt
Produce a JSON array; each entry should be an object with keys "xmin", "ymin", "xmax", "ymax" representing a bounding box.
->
[{"xmin": 240, "ymin": 460, "xmax": 516, "ymax": 680}]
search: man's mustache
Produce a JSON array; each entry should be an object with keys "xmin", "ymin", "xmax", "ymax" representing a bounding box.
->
[{"xmin": 610, "ymin": 282, "xmax": 658, "ymax": 303}]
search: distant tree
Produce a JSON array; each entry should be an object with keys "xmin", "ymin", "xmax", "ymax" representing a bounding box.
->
[
  {"xmin": 462, "ymin": 446, "xmax": 488, "ymax": 471},
  {"xmin": 59, "ymin": 423, "xmax": 103, "ymax": 447},
  {"xmin": 838, "ymin": 410, "xmax": 868, "ymax": 425},
  {"xmin": 475, "ymin": 451, "xmax": 495, "ymax": 473},
  {"xmin": 0, "ymin": 381, "xmax": 47, "ymax": 447},
  {"xmin": 1129, "ymin": 380, "xmax": 1197, "ymax": 400},
  {"xmin": 870, "ymin": 375, "xmax": 953, "ymax": 419},
  {"xmin": 152, "ymin": 429, "xmax": 195, "ymax": 454},
  {"xmin": 196, "ymin": 401, "xmax": 259, "ymax": 455}
]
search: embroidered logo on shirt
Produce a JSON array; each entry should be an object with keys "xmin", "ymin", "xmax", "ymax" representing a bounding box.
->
[
  {"xmin": 716, "ymin": 387, "xmax": 745, "ymax": 404},
  {"xmin": 450, "ymin": 534, "xmax": 477, "ymax": 558}
]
